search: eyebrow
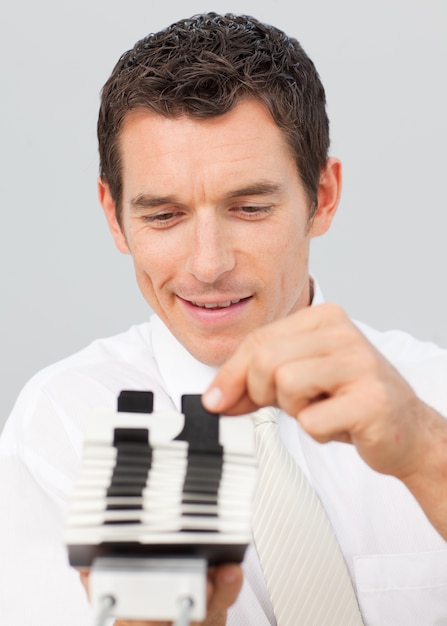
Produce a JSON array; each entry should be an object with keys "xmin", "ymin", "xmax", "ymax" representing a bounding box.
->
[
  {"xmin": 226, "ymin": 181, "xmax": 285, "ymax": 199},
  {"xmin": 130, "ymin": 194, "xmax": 178, "ymax": 211},
  {"xmin": 129, "ymin": 181, "xmax": 285, "ymax": 211}
]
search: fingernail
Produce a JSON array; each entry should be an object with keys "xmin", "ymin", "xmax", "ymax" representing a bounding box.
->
[{"xmin": 202, "ymin": 386, "xmax": 223, "ymax": 411}]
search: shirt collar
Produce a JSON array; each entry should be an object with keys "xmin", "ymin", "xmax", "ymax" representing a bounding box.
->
[
  {"xmin": 151, "ymin": 277, "xmax": 324, "ymax": 410},
  {"xmin": 311, "ymin": 277, "xmax": 324, "ymax": 305},
  {"xmin": 151, "ymin": 315, "xmax": 218, "ymax": 411}
]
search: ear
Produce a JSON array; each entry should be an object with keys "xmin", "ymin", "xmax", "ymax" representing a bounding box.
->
[
  {"xmin": 98, "ymin": 178, "xmax": 130, "ymax": 254},
  {"xmin": 309, "ymin": 157, "xmax": 342, "ymax": 238}
]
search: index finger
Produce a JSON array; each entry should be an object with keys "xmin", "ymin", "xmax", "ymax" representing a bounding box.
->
[{"xmin": 202, "ymin": 333, "xmax": 259, "ymax": 415}]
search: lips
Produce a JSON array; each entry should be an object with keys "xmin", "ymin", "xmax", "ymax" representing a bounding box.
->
[{"xmin": 177, "ymin": 295, "xmax": 252, "ymax": 328}]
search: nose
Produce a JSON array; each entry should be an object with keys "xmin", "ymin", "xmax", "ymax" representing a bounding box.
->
[{"xmin": 185, "ymin": 214, "xmax": 236, "ymax": 284}]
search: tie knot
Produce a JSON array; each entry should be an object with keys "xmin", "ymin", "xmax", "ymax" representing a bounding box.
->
[{"xmin": 251, "ymin": 407, "xmax": 278, "ymax": 427}]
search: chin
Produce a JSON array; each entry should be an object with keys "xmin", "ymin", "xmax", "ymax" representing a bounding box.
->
[{"xmin": 187, "ymin": 340, "xmax": 239, "ymax": 367}]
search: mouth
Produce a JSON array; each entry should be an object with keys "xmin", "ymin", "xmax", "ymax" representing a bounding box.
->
[{"xmin": 176, "ymin": 294, "xmax": 253, "ymax": 329}]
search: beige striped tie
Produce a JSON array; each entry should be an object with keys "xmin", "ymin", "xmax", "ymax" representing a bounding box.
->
[{"xmin": 251, "ymin": 408, "xmax": 363, "ymax": 626}]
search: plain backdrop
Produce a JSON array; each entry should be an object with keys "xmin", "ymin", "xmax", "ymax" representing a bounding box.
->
[{"xmin": 1, "ymin": 0, "xmax": 446, "ymax": 431}]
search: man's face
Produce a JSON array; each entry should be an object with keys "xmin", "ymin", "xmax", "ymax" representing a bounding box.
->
[{"xmin": 101, "ymin": 99, "xmax": 338, "ymax": 366}]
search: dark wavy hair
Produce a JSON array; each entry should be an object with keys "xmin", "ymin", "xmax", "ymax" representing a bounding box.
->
[{"xmin": 98, "ymin": 12, "xmax": 330, "ymax": 223}]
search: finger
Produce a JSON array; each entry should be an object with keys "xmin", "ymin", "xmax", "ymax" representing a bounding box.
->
[
  {"xmin": 273, "ymin": 359, "xmax": 333, "ymax": 418},
  {"xmin": 296, "ymin": 381, "xmax": 390, "ymax": 449},
  {"xmin": 202, "ymin": 333, "xmax": 256, "ymax": 414},
  {"xmin": 297, "ymin": 394, "xmax": 356, "ymax": 443},
  {"xmin": 79, "ymin": 569, "xmax": 89, "ymax": 596},
  {"xmin": 206, "ymin": 564, "xmax": 243, "ymax": 613},
  {"xmin": 271, "ymin": 349, "xmax": 378, "ymax": 440}
]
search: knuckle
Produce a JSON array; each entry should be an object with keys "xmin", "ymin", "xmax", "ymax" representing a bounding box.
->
[
  {"xmin": 320, "ymin": 301, "xmax": 347, "ymax": 323},
  {"xmin": 274, "ymin": 366, "xmax": 303, "ymax": 415},
  {"xmin": 274, "ymin": 365, "xmax": 296, "ymax": 395},
  {"xmin": 252, "ymin": 344, "xmax": 277, "ymax": 377}
]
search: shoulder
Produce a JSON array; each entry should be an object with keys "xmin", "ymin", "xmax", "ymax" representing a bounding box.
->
[
  {"xmin": 20, "ymin": 321, "xmax": 158, "ymax": 393},
  {"xmin": 354, "ymin": 319, "xmax": 446, "ymax": 363},
  {"xmin": 355, "ymin": 319, "xmax": 447, "ymax": 414},
  {"xmin": 3, "ymin": 320, "xmax": 167, "ymax": 446}
]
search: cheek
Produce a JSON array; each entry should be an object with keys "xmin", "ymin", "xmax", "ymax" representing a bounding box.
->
[
  {"xmin": 131, "ymin": 234, "xmax": 184, "ymax": 288},
  {"xmin": 270, "ymin": 226, "xmax": 308, "ymax": 273},
  {"xmin": 275, "ymin": 234, "xmax": 310, "ymax": 300}
]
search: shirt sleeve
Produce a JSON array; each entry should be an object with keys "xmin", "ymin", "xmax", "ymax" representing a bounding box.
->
[
  {"xmin": 0, "ymin": 370, "xmax": 104, "ymax": 626},
  {"xmin": 0, "ymin": 323, "xmax": 169, "ymax": 625}
]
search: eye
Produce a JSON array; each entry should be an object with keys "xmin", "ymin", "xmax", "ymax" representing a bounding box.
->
[
  {"xmin": 231, "ymin": 205, "xmax": 273, "ymax": 219},
  {"xmin": 140, "ymin": 211, "xmax": 184, "ymax": 227}
]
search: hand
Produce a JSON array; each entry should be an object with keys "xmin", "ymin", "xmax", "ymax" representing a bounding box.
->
[
  {"xmin": 203, "ymin": 302, "xmax": 425, "ymax": 477},
  {"xmin": 202, "ymin": 303, "xmax": 447, "ymax": 537},
  {"xmin": 80, "ymin": 563, "xmax": 242, "ymax": 626}
]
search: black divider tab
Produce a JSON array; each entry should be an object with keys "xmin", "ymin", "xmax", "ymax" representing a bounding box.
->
[
  {"xmin": 176, "ymin": 395, "xmax": 223, "ymax": 453},
  {"xmin": 117, "ymin": 390, "xmax": 154, "ymax": 413},
  {"xmin": 113, "ymin": 428, "xmax": 150, "ymax": 447},
  {"xmin": 176, "ymin": 395, "xmax": 223, "ymax": 509},
  {"xmin": 107, "ymin": 427, "xmax": 152, "ymax": 506}
]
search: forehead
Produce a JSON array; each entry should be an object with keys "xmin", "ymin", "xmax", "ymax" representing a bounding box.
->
[
  {"xmin": 118, "ymin": 99, "xmax": 299, "ymax": 196},
  {"xmin": 120, "ymin": 99, "xmax": 285, "ymax": 150}
]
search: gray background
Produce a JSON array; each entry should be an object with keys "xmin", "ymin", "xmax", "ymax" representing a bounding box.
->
[{"xmin": 1, "ymin": 0, "xmax": 446, "ymax": 431}]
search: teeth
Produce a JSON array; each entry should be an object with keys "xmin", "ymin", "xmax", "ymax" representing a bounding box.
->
[{"xmin": 192, "ymin": 299, "xmax": 241, "ymax": 309}]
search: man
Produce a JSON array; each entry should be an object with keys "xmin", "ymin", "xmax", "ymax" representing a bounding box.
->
[{"xmin": 0, "ymin": 12, "xmax": 446, "ymax": 626}]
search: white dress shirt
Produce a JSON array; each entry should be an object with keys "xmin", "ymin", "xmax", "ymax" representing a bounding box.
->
[{"xmin": 1, "ymin": 283, "xmax": 447, "ymax": 625}]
